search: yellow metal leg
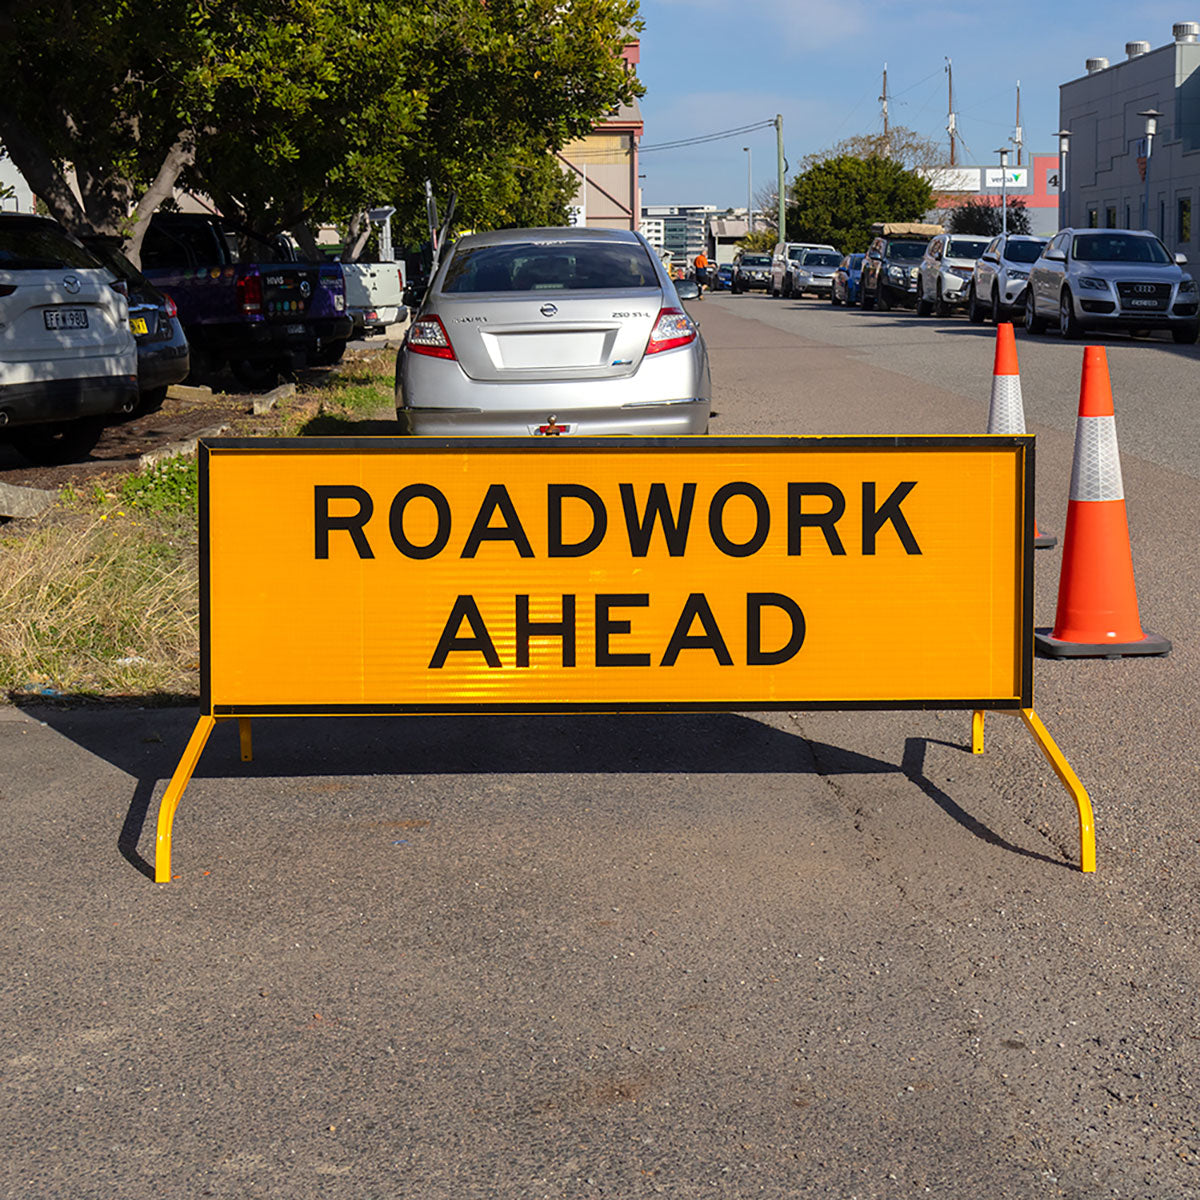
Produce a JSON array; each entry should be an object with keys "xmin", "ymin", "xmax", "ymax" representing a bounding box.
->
[
  {"xmin": 1019, "ymin": 708, "xmax": 1096, "ymax": 874},
  {"xmin": 971, "ymin": 710, "xmax": 985, "ymax": 755},
  {"xmin": 155, "ymin": 715, "xmax": 217, "ymax": 883},
  {"xmin": 239, "ymin": 717, "xmax": 253, "ymax": 763}
]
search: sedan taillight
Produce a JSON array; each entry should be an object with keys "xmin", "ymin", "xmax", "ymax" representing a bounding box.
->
[
  {"xmin": 407, "ymin": 314, "xmax": 456, "ymax": 359},
  {"xmin": 163, "ymin": 293, "xmax": 178, "ymax": 318},
  {"xmin": 645, "ymin": 307, "xmax": 697, "ymax": 355}
]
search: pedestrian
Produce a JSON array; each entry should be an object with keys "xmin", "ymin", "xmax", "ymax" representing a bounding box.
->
[{"xmin": 693, "ymin": 250, "xmax": 709, "ymax": 296}]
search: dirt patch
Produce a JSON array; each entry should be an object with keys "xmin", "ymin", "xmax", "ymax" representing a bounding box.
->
[{"xmin": 0, "ymin": 344, "xmax": 398, "ymax": 492}]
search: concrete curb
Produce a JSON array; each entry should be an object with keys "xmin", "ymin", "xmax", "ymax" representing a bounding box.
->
[
  {"xmin": 138, "ymin": 422, "xmax": 232, "ymax": 470},
  {"xmin": 0, "ymin": 480, "xmax": 57, "ymax": 519},
  {"xmin": 253, "ymin": 382, "xmax": 296, "ymax": 415}
]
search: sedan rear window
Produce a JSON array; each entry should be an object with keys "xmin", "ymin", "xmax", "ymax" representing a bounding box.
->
[
  {"xmin": 885, "ymin": 241, "xmax": 928, "ymax": 259},
  {"xmin": 739, "ymin": 255, "xmax": 771, "ymax": 267},
  {"xmin": 800, "ymin": 252, "xmax": 841, "ymax": 267},
  {"xmin": 0, "ymin": 220, "xmax": 102, "ymax": 270},
  {"xmin": 1071, "ymin": 234, "xmax": 1172, "ymax": 264},
  {"xmin": 440, "ymin": 242, "xmax": 660, "ymax": 293}
]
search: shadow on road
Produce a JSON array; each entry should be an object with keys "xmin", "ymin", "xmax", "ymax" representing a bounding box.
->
[{"xmin": 13, "ymin": 700, "xmax": 1065, "ymax": 880}]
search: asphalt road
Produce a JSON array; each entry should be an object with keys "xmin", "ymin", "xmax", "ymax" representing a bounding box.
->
[{"xmin": 2, "ymin": 296, "xmax": 1199, "ymax": 1198}]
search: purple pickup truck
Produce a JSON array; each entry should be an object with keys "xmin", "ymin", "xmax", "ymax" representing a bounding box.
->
[{"xmin": 140, "ymin": 213, "xmax": 352, "ymax": 388}]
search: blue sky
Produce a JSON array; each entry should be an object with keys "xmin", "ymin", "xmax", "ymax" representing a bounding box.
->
[{"xmin": 635, "ymin": 0, "xmax": 1188, "ymax": 209}]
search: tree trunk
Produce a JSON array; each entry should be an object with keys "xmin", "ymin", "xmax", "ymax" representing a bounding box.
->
[
  {"xmin": 123, "ymin": 133, "xmax": 196, "ymax": 267},
  {"xmin": 343, "ymin": 210, "xmax": 371, "ymax": 262},
  {"xmin": 0, "ymin": 105, "xmax": 86, "ymax": 230}
]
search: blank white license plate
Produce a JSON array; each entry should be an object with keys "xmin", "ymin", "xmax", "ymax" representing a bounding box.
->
[
  {"xmin": 45, "ymin": 308, "xmax": 88, "ymax": 330},
  {"xmin": 1128, "ymin": 299, "xmax": 1160, "ymax": 308}
]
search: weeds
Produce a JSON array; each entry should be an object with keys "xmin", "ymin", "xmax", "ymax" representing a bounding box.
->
[{"xmin": 119, "ymin": 454, "xmax": 198, "ymax": 513}]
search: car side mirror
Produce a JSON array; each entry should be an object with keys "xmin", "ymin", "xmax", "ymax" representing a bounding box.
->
[
  {"xmin": 676, "ymin": 280, "xmax": 700, "ymax": 301},
  {"xmin": 868, "ymin": 251, "xmax": 881, "ymax": 260},
  {"xmin": 983, "ymin": 253, "xmax": 999, "ymax": 263},
  {"xmin": 1176, "ymin": 252, "xmax": 1189, "ymax": 265},
  {"xmin": 1044, "ymin": 248, "xmax": 1067, "ymax": 262}
]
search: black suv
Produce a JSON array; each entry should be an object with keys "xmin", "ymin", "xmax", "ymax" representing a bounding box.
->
[
  {"xmin": 860, "ymin": 234, "xmax": 932, "ymax": 311},
  {"xmin": 731, "ymin": 250, "xmax": 772, "ymax": 294}
]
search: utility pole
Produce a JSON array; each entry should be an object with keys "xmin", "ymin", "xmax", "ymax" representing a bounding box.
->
[
  {"xmin": 880, "ymin": 63, "xmax": 890, "ymax": 157},
  {"xmin": 1014, "ymin": 80, "xmax": 1023, "ymax": 166},
  {"xmin": 776, "ymin": 114, "xmax": 785, "ymax": 244},
  {"xmin": 946, "ymin": 58, "xmax": 957, "ymax": 167}
]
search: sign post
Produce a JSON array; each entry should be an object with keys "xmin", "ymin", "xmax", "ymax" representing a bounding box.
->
[{"xmin": 155, "ymin": 436, "xmax": 1094, "ymax": 879}]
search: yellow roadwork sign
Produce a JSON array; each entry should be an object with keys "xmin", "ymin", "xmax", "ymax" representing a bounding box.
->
[{"xmin": 154, "ymin": 436, "xmax": 1095, "ymax": 879}]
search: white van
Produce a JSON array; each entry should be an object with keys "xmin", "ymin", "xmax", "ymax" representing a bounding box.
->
[{"xmin": 770, "ymin": 240, "xmax": 837, "ymax": 298}]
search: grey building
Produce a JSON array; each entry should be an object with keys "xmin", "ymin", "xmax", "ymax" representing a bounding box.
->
[{"xmin": 1060, "ymin": 21, "xmax": 1200, "ymax": 251}]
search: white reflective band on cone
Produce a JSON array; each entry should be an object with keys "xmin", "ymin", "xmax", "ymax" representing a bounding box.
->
[
  {"xmin": 987, "ymin": 375, "xmax": 1026, "ymax": 435},
  {"xmin": 1069, "ymin": 415, "xmax": 1124, "ymax": 502}
]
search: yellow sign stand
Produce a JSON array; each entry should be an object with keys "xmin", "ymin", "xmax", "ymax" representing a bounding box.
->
[{"xmin": 155, "ymin": 435, "xmax": 1095, "ymax": 879}]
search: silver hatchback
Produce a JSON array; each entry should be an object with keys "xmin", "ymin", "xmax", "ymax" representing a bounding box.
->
[{"xmin": 396, "ymin": 227, "xmax": 710, "ymax": 436}]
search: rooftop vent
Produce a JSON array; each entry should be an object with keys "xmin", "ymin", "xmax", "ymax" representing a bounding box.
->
[
  {"xmin": 1086, "ymin": 57, "xmax": 1110, "ymax": 74},
  {"xmin": 1174, "ymin": 21, "xmax": 1200, "ymax": 42},
  {"xmin": 1126, "ymin": 40, "xmax": 1151, "ymax": 58}
]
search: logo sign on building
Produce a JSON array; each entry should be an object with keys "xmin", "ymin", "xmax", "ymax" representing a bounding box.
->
[
  {"xmin": 197, "ymin": 436, "xmax": 1034, "ymax": 714},
  {"xmin": 924, "ymin": 167, "xmax": 981, "ymax": 192},
  {"xmin": 985, "ymin": 168, "xmax": 1029, "ymax": 189}
]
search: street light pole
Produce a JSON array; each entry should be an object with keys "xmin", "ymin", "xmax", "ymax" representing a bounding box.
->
[
  {"xmin": 995, "ymin": 147, "xmax": 1009, "ymax": 237},
  {"xmin": 743, "ymin": 146, "xmax": 752, "ymax": 234},
  {"xmin": 1055, "ymin": 129, "xmax": 1071, "ymax": 230},
  {"xmin": 1138, "ymin": 109, "xmax": 1161, "ymax": 234}
]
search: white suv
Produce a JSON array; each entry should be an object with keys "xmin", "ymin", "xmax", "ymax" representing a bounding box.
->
[
  {"xmin": 915, "ymin": 232, "xmax": 991, "ymax": 317},
  {"xmin": 770, "ymin": 240, "xmax": 837, "ymax": 298},
  {"xmin": 0, "ymin": 214, "xmax": 138, "ymax": 462},
  {"xmin": 967, "ymin": 234, "xmax": 1048, "ymax": 324}
]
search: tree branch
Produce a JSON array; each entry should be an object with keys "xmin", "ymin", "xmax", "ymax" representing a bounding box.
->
[{"xmin": 0, "ymin": 103, "xmax": 86, "ymax": 229}]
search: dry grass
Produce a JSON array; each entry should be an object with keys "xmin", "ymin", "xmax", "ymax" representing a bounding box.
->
[{"xmin": 0, "ymin": 507, "xmax": 199, "ymax": 700}]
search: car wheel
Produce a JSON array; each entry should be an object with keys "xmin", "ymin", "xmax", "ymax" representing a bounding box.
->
[
  {"xmin": 313, "ymin": 338, "xmax": 348, "ymax": 366},
  {"xmin": 1058, "ymin": 289, "xmax": 1082, "ymax": 339},
  {"xmin": 967, "ymin": 284, "xmax": 983, "ymax": 323},
  {"xmin": 991, "ymin": 287, "xmax": 1004, "ymax": 326},
  {"xmin": 935, "ymin": 281, "xmax": 951, "ymax": 318},
  {"xmin": 831, "ymin": 288, "xmax": 842, "ymax": 306},
  {"xmin": 861, "ymin": 283, "xmax": 875, "ymax": 311},
  {"xmin": 782, "ymin": 275, "xmax": 792, "ymax": 299},
  {"xmin": 135, "ymin": 386, "xmax": 169, "ymax": 415},
  {"xmin": 915, "ymin": 288, "xmax": 930, "ymax": 317},
  {"xmin": 8, "ymin": 417, "xmax": 106, "ymax": 465},
  {"xmin": 877, "ymin": 286, "xmax": 892, "ymax": 312},
  {"xmin": 1023, "ymin": 291, "xmax": 1047, "ymax": 334},
  {"xmin": 1172, "ymin": 322, "xmax": 1199, "ymax": 344}
]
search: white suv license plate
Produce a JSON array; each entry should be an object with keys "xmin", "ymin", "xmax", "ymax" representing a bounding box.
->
[
  {"xmin": 44, "ymin": 308, "xmax": 88, "ymax": 330},
  {"xmin": 1127, "ymin": 298, "xmax": 1161, "ymax": 308}
]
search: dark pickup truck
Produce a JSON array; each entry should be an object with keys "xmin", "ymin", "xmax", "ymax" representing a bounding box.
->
[{"xmin": 140, "ymin": 213, "xmax": 352, "ymax": 387}]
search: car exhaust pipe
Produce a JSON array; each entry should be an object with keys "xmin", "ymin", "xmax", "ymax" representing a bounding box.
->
[
  {"xmin": 120, "ymin": 397, "xmax": 137, "ymax": 413},
  {"xmin": 0, "ymin": 410, "xmax": 9, "ymax": 426}
]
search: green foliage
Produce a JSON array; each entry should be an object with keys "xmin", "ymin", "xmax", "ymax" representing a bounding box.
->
[
  {"xmin": 736, "ymin": 230, "xmax": 777, "ymax": 253},
  {"xmin": 119, "ymin": 455, "xmax": 198, "ymax": 513},
  {"xmin": 788, "ymin": 155, "xmax": 933, "ymax": 253},
  {"xmin": 944, "ymin": 197, "xmax": 1032, "ymax": 236},
  {"xmin": 0, "ymin": 0, "xmax": 642, "ymax": 246}
]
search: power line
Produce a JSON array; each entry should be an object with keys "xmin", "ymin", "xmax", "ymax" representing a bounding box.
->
[{"xmin": 639, "ymin": 119, "xmax": 776, "ymax": 154}]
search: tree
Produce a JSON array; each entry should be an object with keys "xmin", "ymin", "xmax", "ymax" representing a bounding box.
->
[
  {"xmin": 799, "ymin": 127, "xmax": 944, "ymax": 177},
  {"xmin": 788, "ymin": 155, "xmax": 932, "ymax": 252},
  {"xmin": 0, "ymin": 0, "xmax": 641, "ymax": 263},
  {"xmin": 944, "ymin": 197, "xmax": 1032, "ymax": 236}
]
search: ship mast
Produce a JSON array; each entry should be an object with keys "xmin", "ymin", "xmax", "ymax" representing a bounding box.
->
[
  {"xmin": 946, "ymin": 57, "xmax": 957, "ymax": 166},
  {"xmin": 1014, "ymin": 79, "xmax": 1023, "ymax": 166},
  {"xmin": 880, "ymin": 63, "xmax": 890, "ymax": 157}
]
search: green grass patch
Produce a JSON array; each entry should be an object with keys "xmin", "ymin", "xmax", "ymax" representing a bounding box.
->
[{"xmin": 119, "ymin": 454, "xmax": 198, "ymax": 513}]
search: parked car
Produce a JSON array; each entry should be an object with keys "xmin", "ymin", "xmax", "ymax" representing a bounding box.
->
[
  {"xmin": 713, "ymin": 264, "xmax": 734, "ymax": 292},
  {"xmin": 140, "ymin": 212, "xmax": 352, "ymax": 387},
  {"xmin": 79, "ymin": 234, "xmax": 190, "ymax": 411},
  {"xmin": 0, "ymin": 213, "xmax": 138, "ymax": 463},
  {"xmin": 769, "ymin": 240, "xmax": 837, "ymax": 297},
  {"xmin": 342, "ymin": 260, "xmax": 407, "ymax": 339},
  {"xmin": 397, "ymin": 227, "xmax": 710, "ymax": 435},
  {"xmin": 831, "ymin": 253, "xmax": 865, "ymax": 306},
  {"xmin": 915, "ymin": 233, "xmax": 991, "ymax": 317},
  {"xmin": 860, "ymin": 225, "xmax": 941, "ymax": 311},
  {"xmin": 788, "ymin": 249, "xmax": 842, "ymax": 298},
  {"xmin": 1024, "ymin": 228, "xmax": 1199, "ymax": 343},
  {"xmin": 732, "ymin": 250, "xmax": 773, "ymax": 293},
  {"xmin": 967, "ymin": 234, "xmax": 1048, "ymax": 324}
]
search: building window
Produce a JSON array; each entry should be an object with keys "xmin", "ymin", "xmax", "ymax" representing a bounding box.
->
[
  {"xmin": 1125, "ymin": 204, "xmax": 1131, "ymax": 229},
  {"xmin": 1179, "ymin": 196, "xmax": 1192, "ymax": 244},
  {"xmin": 1105, "ymin": 205, "xmax": 1117, "ymax": 228},
  {"xmin": 1087, "ymin": 207, "xmax": 1098, "ymax": 228},
  {"xmin": 1160, "ymin": 200, "xmax": 1166, "ymax": 238}
]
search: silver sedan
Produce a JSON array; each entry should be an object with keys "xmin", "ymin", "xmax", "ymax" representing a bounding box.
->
[{"xmin": 396, "ymin": 227, "xmax": 710, "ymax": 436}]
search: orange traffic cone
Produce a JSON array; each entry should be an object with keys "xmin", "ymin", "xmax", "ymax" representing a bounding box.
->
[
  {"xmin": 1034, "ymin": 346, "xmax": 1170, "ymax": 658},
  {"xmin": 988, "ymin": 322, "xmax": 1056, "ymax": 549}
]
